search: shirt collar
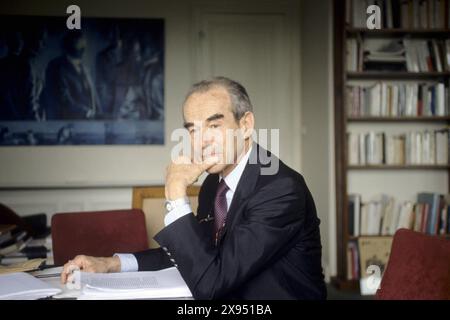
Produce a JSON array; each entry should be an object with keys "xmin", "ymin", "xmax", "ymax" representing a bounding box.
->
[{"xmin": 220, "ymin": 145, "xmax": 252, "ymax": 193}]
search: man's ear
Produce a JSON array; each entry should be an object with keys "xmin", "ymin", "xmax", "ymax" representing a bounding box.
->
[{"xmin": 240, "ymin": 111, "xmax": 255, "ymax": 139}]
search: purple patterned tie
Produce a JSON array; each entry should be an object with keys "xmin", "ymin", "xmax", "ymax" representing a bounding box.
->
[{"xmin": 214, "ymin": 179, "xmax": 229, "ymax": 238}]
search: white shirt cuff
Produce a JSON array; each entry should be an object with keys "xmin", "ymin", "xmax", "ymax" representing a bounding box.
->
[
  {"xmin": 164, "ymin": 203, "xmax": 192, "ymax": 226},
  {"xmin": 114, "ymin": 253, "xmax": 138, "ymax": 272}
]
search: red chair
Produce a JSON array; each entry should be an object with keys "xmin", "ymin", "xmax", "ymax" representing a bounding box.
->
[
  {"xmin": 376, "ymin": 228, "xmax": 450, "ymax": 300},
  {"xmin": 51, "ymin": 209, "xmax": 149, "ymax": 266}
]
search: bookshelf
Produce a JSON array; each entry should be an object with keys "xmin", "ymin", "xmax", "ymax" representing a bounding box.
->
[{"xmin": 333, "ymin": 0, "xmax": 450, "ymax": 291}]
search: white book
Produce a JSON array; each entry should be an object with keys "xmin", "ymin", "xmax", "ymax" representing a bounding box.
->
[
  {"xmin": 397, "ymin": 202, "xmax": 415, "ymax": 230},
  {"xmin": 389, "ymin": 203, "xmax": 402, "ymax": 235},
  {"xmin": 78, "ymin": 267, "xmax": 192, "ymax": 300},
  {"xmin": 411, "ymin": 132, "xmax": 418, "ymax": 164},
  {"xmin": 436, "ymin": 83, "xmax": 445, "ymax": 116},
  {"xmin": 381, "ymin": 83, "xmax": 388, "ymax": 116},
  {"xmin": 359, "ymin": 133, "xmax": 366, "ymax": 165},
  {"xmin": 416, "ymin": 131, "xmax": 422, "ymax": 164},
  {"xmin": 405, "ymin": 84, "xmax": 414, "ymax": 116},
  {"xmin": 422, "ymin": 131, "xmax": 431, "ymax": 164},
  {"xmin": 404, "ymin": 39, "xmax": 414, "ymax": 72},
  {"xmin": 417, "ymin": 41, "xmax": 429, "ymax": 72},
  {"xmin": 430, "ymin": 130, "xmax": 436, "ymax": 163},
  {"xmin": 435, "ymin": 130, "xmax": 449, "ymax": 164},
  {"xmin": 370, "ymin": 83, "xmax": 381, "ymax": 116},
  {"xmin": 391, "ymin": 84, "xmax": 399, "ymax": 116},
  {"xmin": 405, "ymin": 132, "xmax": 411, "ymax": 164},
  {"xmin": 385, "ymin": 135, "xmax": 394, "ymax": 164},
  {"xmin": 381, "ymin": 198, "xmax": 395, "ymax": 235},
  {"xmin": 367, "ymin": 132, "xmax": 377, "ymax": 165}
]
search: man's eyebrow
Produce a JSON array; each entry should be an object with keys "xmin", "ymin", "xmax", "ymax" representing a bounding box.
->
[
  {"xmin": 206, "ymin": 113, "xmax": 224, "ymax": 122},
  {"xmin": 183, "ymin": 113, "xmax": 224, "ymax": 129}
]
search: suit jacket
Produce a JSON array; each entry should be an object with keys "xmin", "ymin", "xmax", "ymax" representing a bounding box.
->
[
  {"xmin": 41, "ymin": 56, "xmax": 99, "ymax": 120},
  {"xmin": 133, "ymin": 144, "xmax": 327, "ymax": 299}
]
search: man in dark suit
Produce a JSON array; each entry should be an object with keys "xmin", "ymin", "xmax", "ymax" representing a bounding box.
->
[
  {"xmin": 40, "ymin": 31, "xmax": 98, "ymax": 120},
  {"xmin": 61, "ymin": 77, "xmax": 326, "ymax": 299}
]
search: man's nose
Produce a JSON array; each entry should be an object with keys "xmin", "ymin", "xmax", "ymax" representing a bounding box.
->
[{"xmin": 202, "ymin": 129, "xmax": 215, "ymax": 144}]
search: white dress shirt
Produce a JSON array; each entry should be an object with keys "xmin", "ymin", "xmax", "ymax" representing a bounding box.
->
[{"xmin": 116, "ymin": 145, "xmax": 253, "ymax": 272}]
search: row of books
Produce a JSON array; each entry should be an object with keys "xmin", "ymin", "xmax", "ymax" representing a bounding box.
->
[
  {"xmin": 347, "ymin": 237, "xmax": 393, "ymax": 281},
  {"xmin": 348, "ymin": 193, "xmax": 450, "ymax": 236},
  {"xmin": 0, "ymin": 224, "xmax": 53, "ymax": 265},
  {"xmin": 404, "ymin": 39, "xmax": 450, "ymax": 72},
  {"xmin": 346, "ymin": 38, "xmax": 450, "ymax": 72},
  {"xmin": 347, "ymin": 129, "xmax": 449, "ymax": 165},
  {"xmin": 346, "ymin": 82, "xmax": 449, "ymax": 117},
  {"xmin": 347, "ymin": 0, "xmax": 450, "ymax": 29}
]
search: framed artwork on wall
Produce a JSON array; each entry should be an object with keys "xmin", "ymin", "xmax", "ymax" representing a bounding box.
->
[{"xmin": 0, "ymin": 15, "xmax": 164, "ymax": 145}]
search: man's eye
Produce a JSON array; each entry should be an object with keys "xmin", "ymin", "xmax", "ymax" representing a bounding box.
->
[{"xmin": 210, "ymin": 124, "xmax": 220, "ymax": 129}]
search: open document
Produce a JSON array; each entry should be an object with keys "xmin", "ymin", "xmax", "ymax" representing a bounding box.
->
[
  {"xmin": 78, "ymin": 267, "xmax": 193, "ymax": 300},
  {"xmin": 0, "ymin": 272, "xmax": 61, "ymax": 300}
]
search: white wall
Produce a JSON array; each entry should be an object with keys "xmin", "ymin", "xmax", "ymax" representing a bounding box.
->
[{"xmin": 300, "ymin": 0, "xmax": 335, "ymax": 281}]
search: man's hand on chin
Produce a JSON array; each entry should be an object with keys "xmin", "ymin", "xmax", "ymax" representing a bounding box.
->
[{"xmin": 165, "ymin": 155, "xmax": 219, "ymax": 200}]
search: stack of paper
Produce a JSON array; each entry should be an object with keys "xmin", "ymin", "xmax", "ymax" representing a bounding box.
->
[
  {"xmin": 78, "ymin": 267, "xmax": 192, "ymax": 300},
  {"xmin": 0, "ymin": 272, "xmax": 61, "ymax": 300}
]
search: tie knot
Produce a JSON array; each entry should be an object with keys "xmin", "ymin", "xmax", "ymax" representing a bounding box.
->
[{"xmin": 216, "ymin": 179, "xmax": 229, "ymax": 197}]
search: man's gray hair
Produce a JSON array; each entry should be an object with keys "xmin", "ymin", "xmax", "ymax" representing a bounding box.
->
[{"xmin": 184, "ymin": 76, "xmax": 253, "ymax": 121}]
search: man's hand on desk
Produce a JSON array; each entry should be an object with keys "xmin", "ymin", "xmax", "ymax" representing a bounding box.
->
[
  {"xmin": 165, "ymin": 155, "xmax": 218, "ymax": 200},
  {"xmin": 60, "ymin": 255, "xmax": 121, "ymax": 284}
]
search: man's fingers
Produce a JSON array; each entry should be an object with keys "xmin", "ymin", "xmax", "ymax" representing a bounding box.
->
[
  {"xmin": 200, "ymin": 156, "xmax": 219, "ymax": 171},
  {"xmin": 61, "ymin": 261, "xmax": 76, "ymax": 284},
  {"xmin": 173, "ymin": 155, "xmax": 192, "ymax": 165},
  {"xmin": 60, "ymin": 257, "xmax": 84, "ymax": 284}
]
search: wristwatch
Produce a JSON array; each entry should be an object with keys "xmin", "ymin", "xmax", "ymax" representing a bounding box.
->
[{"xmin": 164, "ymin": 197, "xmax": 190, "ymax": 212}]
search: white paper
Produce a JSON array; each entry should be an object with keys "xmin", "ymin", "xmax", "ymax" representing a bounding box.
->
[
  {"xmin": 0, "ymin": 272, "xmax": 61, "ymax": 300},
  {"xmin": 78, "ymin": 267, "xmax": 192, "ymax": 300}
]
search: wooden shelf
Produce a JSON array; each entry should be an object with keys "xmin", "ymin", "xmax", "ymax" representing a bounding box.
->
[
  {"xmin": 348, "ymin": 116, "xmax": 450, "ymax": 122},
  {"xmin": 346, "ymin": 27, "xmax": 450, "ymax": 37},
  {"xmin": 333, "ymin": 0, "xmax": 450, "ymax": 289},
  {"xmin": 347, "ymin": 71, "xmax": 450, "ymax": 80},
  {"xmin": 348, "ymin": 165, "xmax": 450, "ymax": 170}
]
